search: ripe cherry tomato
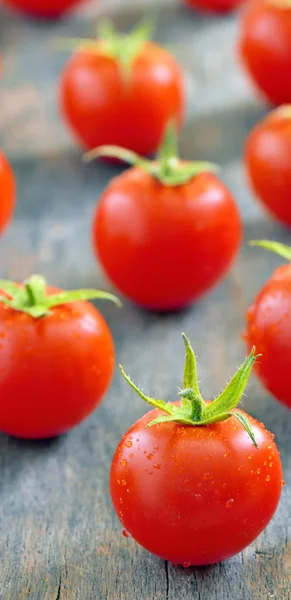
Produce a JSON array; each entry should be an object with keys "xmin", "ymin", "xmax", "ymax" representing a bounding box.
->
[
  {"xmin": 90, "ymin": 127, "xmax": 241, "ymax": 311},
  {"xmin": 6, "ymin": 0, "xmax": 84, "ymax": 19},
  {"xmin": 238, "ymin": 0, "xmax": 291, "ymax": 106},
  {"xmin": 0, "ymin": 275, "xmax": 119, "ymax": 439},
  {"xmin": 0, "ymin": 151, "xmax": 16, "ymax": 236},
  {"xmin": 111, "ymin": 335, "xmax": 283, "ymax": 566},
  {"xmin": 59, "ymin": 22, "xmax": 184, "ymax": 156},
  {"xmin": 245, "ymin": 240, "xmax": 291, "ymax": 409},
  {"xmin": 183, "ymin": 0, "xmax": 244, "ymax": 13},
  {"xmin": 245, "ymin": 106, "xmax": 291, "ymax": 226}
]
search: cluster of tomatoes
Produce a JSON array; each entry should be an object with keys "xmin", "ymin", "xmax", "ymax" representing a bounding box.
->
[{"xmin": 1, "ymin": 0, "xmax": 291, "ymax": 569}]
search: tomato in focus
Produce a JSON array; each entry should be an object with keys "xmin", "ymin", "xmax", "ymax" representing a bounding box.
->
[
  {"xmin": 245, "ymin": 106, "xmax": 291, "ymax": 226},
  {"xmin": 0, "ymin": 279, "xmax": 115, "ymax": 438},
  {"xmin": 6, "ymin": 0, "xmax": 84, "ymax": 19},
  {"xmin": 93, "ymin": 168, "xmax": 242, "ymax": 311},
  {"xmin": 60, "ymin": 41, "xmax": 184, "ymax": 156},
  {"xmin": 183, "ymin": 0, "xmax": 244, "ymax": 13},
  {"xmin": 111, "ymin": 408, "xmax": 282, "ymax": 565},
  {"xmin": 0, "ymin": 151, "xmax": 16, "ymax": 236},
  {"xmin": 238, "ymin": 0, "xmax": 291, "ymax": 106}
]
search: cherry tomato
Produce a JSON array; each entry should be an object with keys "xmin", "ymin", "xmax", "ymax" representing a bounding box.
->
[
  {"xmin": 91, "ymin": 131, "xmax": 241, "ymax": 311},
  {"xmin": 59, "ymin": 23, "xmax": 184, "ymax": 156},
  {"xmin": 0, "ymin": 275, "xmax": 118, "ymax": 439},
  {"xmin": 183, "ymin": 0, "xmax": 244, "ymax": 13},
  {"xmin": 111, "ymin": 336, "xmax": 283, "ymax": 566},
  {"xmin": 0, "ymin": 151, "xmax": 16, "ymax": 236},
  {"xmin": 245, "ymin": 241, "xmax": 291, "ymax": 409},
  {"xmin": 245, "ymin": 106, "xmax": 291, "ymax": 226},
  {"xmin": 6, "ymin": 0, "xmax": 84, "ymax": 19},
  {"xmin": 238, "ymin": 0, "xmax": 291, "ymax": 106}
]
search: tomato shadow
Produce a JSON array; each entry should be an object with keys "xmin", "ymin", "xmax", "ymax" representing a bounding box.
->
[{"xmin": 0, "ymin": 430, "xmax": 66, "ymax": 489}]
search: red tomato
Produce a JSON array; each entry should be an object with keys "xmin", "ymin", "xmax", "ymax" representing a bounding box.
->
[
  {"xmin": 60, "ymin": 41, "xmax": 184, "ymax": 156},
  {"xmin": 111, "ymin": 338, "xmax": 282, "ymax": 566},
  {"xmin": 0, "ymin": 151, "xmax": 16, "ymax": 236},
  {"xmin": 245, "ymin": 251, "xmax": 291, "ymax": 408},
  {"xmin": 245, "ymin": 106, "xmax": 291, "ymax": 226},
  {"xmin": 0, "ymin": 277, "xmax": 116, "ymax": 438},
  {"xmin": 183, "ymin": 0, "xmax": 244, "ymax": 13},
  {"xmin": 238, "ymin": 0, "xmax": 291, "ymax": 106},
  {"xmin": 6, "ymin": 0, "xmax": 84, "ymax": 19},
  {"xmin": 93, "ymin": 168, "xmax": 241, "ymax": 311}
]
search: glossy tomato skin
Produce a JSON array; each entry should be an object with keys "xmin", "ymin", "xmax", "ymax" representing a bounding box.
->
[
  {"xmin": 60, "ymin": 42, "xmax": 185, "ymax": 156},
  {"xmin": 183, "ymin": 0, "xmax": 244, "ymax": 13},
  {"xmin": 0, "ymin": 152, "xmax": 16, "ymax": 235},
  {"xmin": 0, "ymin": 290, "xmax": 114, "ymax": 439},
  {"xmin": 6, "ymin": 0, "xmax": 84, "ymax": 19},
  {"xmin": 245, "ymin": 109, "xmax": 291, "ymax": 226},
  {"xmin": 110, "ymin": 406, "xmax": 282, "ymax": 566},
  {"xmin": 93, "ymin": 168, "xmax": 242, "ymax": 311},
  {"xmin": 239, "ymin": 1, "xmax": 291, "ymax": 106},
  {"xmin": 245, "ymin": 265, "xmax": 291, "ymax": 408}
]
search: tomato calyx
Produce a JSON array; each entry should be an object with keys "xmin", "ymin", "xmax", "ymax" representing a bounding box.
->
[
  {"xmin": 120, "ymin": 333, "xmax": 260, "ymax": 447},
  {"xmin": 56, "ymin": 19, "xmax": 152, "ymax": 79},
  {"xmin": 249, "ymin": 240, "xmax": 291, "ymax": 261},
  {"xmin": 84, "ymin": 123, "xmax": 218, "ymax": 187},
  {"xmin": 0, "ymin": 275, "xmax": 121, "ymax": 318}
]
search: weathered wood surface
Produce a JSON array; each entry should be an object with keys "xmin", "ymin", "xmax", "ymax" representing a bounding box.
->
[{"xmin": 0, "ymin": 1, "xmax": 290, "ymax": 598}]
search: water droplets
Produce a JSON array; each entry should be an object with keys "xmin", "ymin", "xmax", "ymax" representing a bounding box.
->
[
  {"xmin": 125, "ymin": 440, "xmax": 132, "ymax": 449},
  {"xmin": 257, "ymin": 469, "xmax": 261, "ymax": 475},
  {"xmin": 122, "ymin": 529, "xmax": 131, "ymax": 538},
  {"xmin": 281, "ymin": 480, "xmax": 285, "ymax": 487},
  {"xmin": 147, "ymin": 453, "xmax": 154, "ymax": 460},
  {"xmin": 129, "ymin": 453, "xmax": 134, "ymax": 459},
  {"xmin": 225, "ymin": 498, "xmax": 235, "ymax": 509},
  {"xmin": 154, "ymin": 464, "xmax": 161, "ymax": 470},
  {"xmin": 248, "ymin": 454, "xmax": 252, "ymax": 460},
  {"xmin": 182, "ymin": 561, "xmax": 191, "ymax": 568},
  {"xmin": 266, "ymin": 475, "xmax": 271, "ymax": 483},
  {"xmin": 121, "ymin": 479, "xmax": 127, "ymax": 486},
  {"xmin": 120, "ymin": 459, "xmax": 127, "ymax": 467},
  {"xmin": 269, "ymin": 462, "xmax": 273, "ymax": 468},
  {"xmin": 119, "ymin": 498, "xmax": 123, "ymax": 504},
  {"xmin": 224, "ymin": 450, "xmax": 230, "ymax": 458},
  {"xmin": 194, "ymin": 494, "xmax": 202, "ymax": 501},
  {"xmin": 203, "ymin": 472, "xmax": 210, "ymax": 480}
]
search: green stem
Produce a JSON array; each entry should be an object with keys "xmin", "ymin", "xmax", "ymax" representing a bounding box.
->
[
  {"xmin": 0, "ymin": 275, "xmax": 121, "ymax": 318},
  {"xmin": 249, "ymin": 240, "xmax": 291, "ymax": 261},
  {"xmin": 119, "ymin": 334, "xmax": 260, "ymax": 447}
]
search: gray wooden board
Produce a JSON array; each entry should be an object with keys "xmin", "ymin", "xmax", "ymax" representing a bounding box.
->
[{"xmin": 0, "ymin": 1, "xmax": 290, "ymax": 598}]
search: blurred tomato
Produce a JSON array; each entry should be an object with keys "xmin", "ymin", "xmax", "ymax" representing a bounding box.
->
[
  {"xmin": 5, "ymin": 0, "xmax": 85, "ymax": 19},
  {"xmin": 0, "ymin": 152, "xmax": 16, "ymax": 235},
  {"xmin": 183, "ymin": 0, "xmax": 244, "ymax": 13}
]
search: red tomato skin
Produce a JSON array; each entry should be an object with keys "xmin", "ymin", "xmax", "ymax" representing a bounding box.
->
[
  {"xmin": 183, "ymin": 0, "xmax": 244, "ymax": 14},
  {"xmin": 59, "ymin": 42, "xmax": 185, "ymax": 156},
  {"xmin": 110, "ymin": 406, "xmax": 282, "ymax": 566},
  {"xmin": 6, "ymin": 0, "xmax": 84, "ymax": 18},
  {"xmin": 93, "ymin": 168, "xmax": 242, "ymax": 311},
  {"xmin": 245, "ymin": 264, "xmax": 291, "ymax": 408},
  {"xmin": 0, "ymin": 152, "xmax": 16, "ymax": 235},
  {"xmin": 245, "ymin": 110, "xmax": 291, "ymax": 226},
  {"xmin": 238, "ymin": 1, "xmax": 291, "ymax": 106},
  {"xmin": 0, "ymin": 289, "xmax": 114, "ymax": 439}
]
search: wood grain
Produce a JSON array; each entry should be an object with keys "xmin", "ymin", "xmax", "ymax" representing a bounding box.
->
[{"xmin": 0, "ymin": 2, "xmax": 290, "ymax": 599}]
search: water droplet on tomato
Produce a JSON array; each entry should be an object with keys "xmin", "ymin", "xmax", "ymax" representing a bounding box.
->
[
  {"xmin": 122, "ymin": 530, "xmax": 131, "ymax": 538},
  {"xmin": 147, "ymin": 453, "xmax": 154, "ymax": 460},
  {"xmin": 121, "ymin": 479, "xmax": 127, "ymax": 486},
  {"xmin": 203, "ymin": 473, "xmax": 210, "ymax": 480},
  {"xmin": 120, "ymin": 459, "xmax": 127, "ymax": 467},
  {"xmin": 224, "ymin": 450, "xmax": 230, "ymax": 458},
  {"xmin": 194, "ymin": 494, "xmax": 202, "ymax": 501},
  {"xmin": 267, "ymin": 445, "xmax": 272, "ymax": 450},
  {"xmin": 257, "ymin": 469, "xmax": 261, "ymax": 475},
  {"xmin": 266, "ymin": 475, "xmax": 271, "ymax": 483},
  {"xmin": 154, "ymin": 464, "xmax": 161, "ymax": 470},
  {"xmin": 281, "ymin": 480, "xmax": 285, "ymax": 487},
  {"xmin": 248, "ymin": 454, "xmax": 252, "ymax": 460},
  {"xmin": 125, "ymin": 440, "xmax": 132, "ymax": 448},
  {"xmin": 129, "ymin": 453, "xmax": 133, "ymax": 459},
  {"xmin": 269, "ymin": 462, "xmax": 273, "ymax": 468},
  {"xmin": 226, "ymin": 499, "xmax": 234, "ymax": 509},
  {"xmin": 119, "ymin": 498, "xmax": 123, "ymax": 504},
  {"xmin": 182, "ymin": 561, "xmax": 191, "ymax": 568}
]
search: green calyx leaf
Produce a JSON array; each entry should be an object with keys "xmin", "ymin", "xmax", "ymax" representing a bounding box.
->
[
  {"xmin": 84, "ymin": 122, "xmax": 219, "ymax": 187},
  {"xmin": 249, "ymin": 240, "xmax": 291, "ymax": 261},
  {"xmin": 0, "ymin": 275, "xmax": 121, "ymax": 318},
  {"xmin": 119, "ymin": 334, "xmax": 260, "ymax": 447},
  {"xmin": 55, "ymin": 18, "xmax": 153, "ymax": 80}
]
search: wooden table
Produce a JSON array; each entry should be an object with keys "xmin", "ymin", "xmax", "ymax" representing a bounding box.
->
[{"xmin": 0, "ymin": 1, "xmax": 290, "ymax": 598}]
